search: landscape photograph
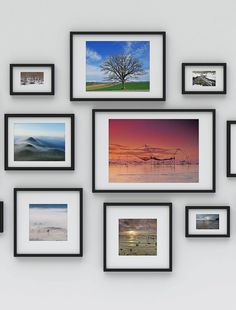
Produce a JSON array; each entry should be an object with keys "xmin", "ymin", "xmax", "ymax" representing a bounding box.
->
[
  {"xmin": 119, "ymin": 218, "xmax": 157, "ymax": 256},
  {"xmin": 14, "ymin": 122, "xmax": 65, "ymax": 161},
  {"xmin": 29, "ymin": 203, "xmax": 68, "ymax": 241},
  {"xmin": 196, "ymin": 214, "xmax": 219, "ymax": 230},
  {"xmin": 21, "ymin": 72, "xmax": 44, "ymax": 85},
  {"xmin": 109, "ymin": 119, "xmax": 199, "ymax": 183},
  {"xmin": 192, "ymin": 70, "xmax": 216, "ymax": 87},
  {"xmin": 86, "ymin": 41, "xmax": 150, "ymax": 91}
]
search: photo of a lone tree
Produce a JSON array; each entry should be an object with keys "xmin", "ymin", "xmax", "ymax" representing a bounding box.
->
[{"xmin": 86, "ymin": 41, "xmax": 150, "ymax": 91}]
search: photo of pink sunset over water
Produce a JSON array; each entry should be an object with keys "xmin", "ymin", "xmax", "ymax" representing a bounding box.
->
[{"xmin": 109, "ymin": 119, "xmax": 199, "ymax": 183}]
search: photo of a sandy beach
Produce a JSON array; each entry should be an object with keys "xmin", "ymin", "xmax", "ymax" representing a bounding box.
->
[
  {"xmin": 119, "ymin": 218, "xmax": 157, "ymax": 256},
  {"xmin": 109, "ymin": 119, "xmax": 199, "ymax": 183},
  {"xmin": 29, "ymin": 204, "xmax": 68, "ymax": 241}
]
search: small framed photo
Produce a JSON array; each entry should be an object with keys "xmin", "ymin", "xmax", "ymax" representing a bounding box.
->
[
  {"xmin": 70, "ymin": 32, "xmax": 166, "ymax": 101},
  {"xmin": 5, "ymin": 114, "xmax": 74, "ymax": 170},
  {"xmin": 0, "ymin": 202, "xmax": 3, "ymax": 233},
  {"xmin": 182, "ymin": 63, "xmax": 226, "ymax": 94},
  {"xmin": 14, "ymin": 188, "xmax": 83, "ymax": 257},
  {"xmin": 227, "ymin": 121, "xmax": 236, "ymax": 177},
  {"xmin": 10, "ymin": 64, "xmax": 54, "ymax": 95},
  {"xmin": 185, "ymin": 206, "xmax": 230, "ymax": 238},
  {"xmin": 93, "ymin": 109, "xmax": 215, "ymax": 193},
  {"xmin": 104, "ymin": 203, "xmax": 172, "ymax": 272}
]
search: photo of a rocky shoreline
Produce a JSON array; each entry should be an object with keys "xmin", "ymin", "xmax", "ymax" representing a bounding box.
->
[
  {"xmin": 119, "ymin": 218, "xmax": 157, "ymax": 256},
  {"xmin": 196, "ymin": 214, "xmax": 219, "ymax": 230},
  {"xmin": 192, "ymin": 70, "xmax": 216, "ymax": 87}
]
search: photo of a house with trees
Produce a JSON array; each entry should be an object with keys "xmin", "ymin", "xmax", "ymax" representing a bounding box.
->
[{"xmin": 86, "ymin": 41, "xmax": 150, "ymax": 91}]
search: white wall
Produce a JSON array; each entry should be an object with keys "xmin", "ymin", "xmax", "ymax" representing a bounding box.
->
[{"xmin": 0, "ymin": 0, "xmax": 235, "ymax": 309}]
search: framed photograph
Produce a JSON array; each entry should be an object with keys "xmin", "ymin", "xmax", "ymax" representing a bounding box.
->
[
  {"xmin": 185, "ymin": 206, "xmax": 230, "ymax": 237},
  {"xmin": 93, "ymin": 109, "xmax": 215, "ymax": 193},
  {"xmin": 226, "ymin": 121, "xmax": 236, "ymax": 177},
  {"xmin": 14, "ymin": 188, "xmax": 83, "ymax": 257},
  {"xmin": 182, "ymin": 63, "xmax": 226, "ymax": 94},
  {"xmin": 5, "ymin": 114, "xmax": 74, "ymax": 170},
  {"xmin": 104, "ymin": 202, "xmax": 172, "ymax": 272},
  {"xmin": 10, "ymin": 64, "xmax": 55, "ymax": 95},
  {"xmin": 0, "ymin": 202, "xmax": 3, "ymax": 233},
  {"xmin": 70, "ymin": 31, "xmax": 166, "ymax": 101}
]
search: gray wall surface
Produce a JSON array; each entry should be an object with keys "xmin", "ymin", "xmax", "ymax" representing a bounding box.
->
[{"xmin": 0, "ymin": 0, "xmax": 235, "ymax": 309}]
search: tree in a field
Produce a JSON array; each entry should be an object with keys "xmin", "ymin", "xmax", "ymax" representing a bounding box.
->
[{"xmin": 100, "ymin": 54, "xmax": 145, "ymax": 89}]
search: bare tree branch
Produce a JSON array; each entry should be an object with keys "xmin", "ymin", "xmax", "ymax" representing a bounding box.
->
[{"xmin": 100, "ymin": 54, "xmax": 145, "ymax": 89}]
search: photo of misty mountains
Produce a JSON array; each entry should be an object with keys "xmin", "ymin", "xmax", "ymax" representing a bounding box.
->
[{"xmin": 14, "ymin": 123, "xmax": 65, "ymax": 161}]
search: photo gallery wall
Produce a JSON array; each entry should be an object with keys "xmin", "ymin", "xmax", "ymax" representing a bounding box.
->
[{"xmin": 0, "ymin": 31, "xmax": 232, "ymax": 271}]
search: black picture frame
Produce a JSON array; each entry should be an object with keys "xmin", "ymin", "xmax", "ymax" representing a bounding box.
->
[
  {"xmin": 10, "ymin": 64, "xmax": 55, "ymax": 95},
  {"xmin": 182, "ymin": 63, "xmax": 227, "ymax": 94},
  {"xmin": 14, "ymin": 188, "xmax": 83, "ymax": 257},
  {"xmin": 0, "ymin": 202, "xmax": 4, "ymax": 233},
  {"xmin": 227, "ymin": 121, "xmax": 236, "ymax": 177},
  {"xmin": 185, "ymin": 206, "xmax": 230, "ymax": 238},
  {"xmin": 92, "ymin": 109, "xmax": 216, "ymax": 193},
  {"xmin": 5, "ymin": 114, "xmax": 75, "ymax": 170},
  {"xmin": 103, "ymin": 202, "xmax": 172, "ymax": 272},
  {"xmin": 70, "ymin": 31, "xmax": 166, "ymax": 101}
]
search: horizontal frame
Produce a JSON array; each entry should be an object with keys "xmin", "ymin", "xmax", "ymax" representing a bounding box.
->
[
  {"xmin": 14, "ymin": 188, "xmax": 83, "ymax": 257},
  {"xmin": 185, "ymin": 206, "xmax": 230, "ymax": 238},
  {"xmin": 103, "ymin": 202, "xmax": 172, "ymax": 272},
  {"xmin": 92, "ymin": 109, "xmax": 216, "ymax": 193},
  {"xmin": 227, "ymin": 121, "xmax": 236, "ymax": 177},
  {"xmin": 10, "ymin": 64, "xmax": 55, "ymax": 95},
  {"xmin": 70, "ymin": 31, "xmax": 166, "ymax": 101},
  {"xmin": 4, "ymin": 114, "xmax": 75, "ymax": 170},
  {"xmin": 182, "ymin": 63, "xmax": 227, "ymax": 94}
]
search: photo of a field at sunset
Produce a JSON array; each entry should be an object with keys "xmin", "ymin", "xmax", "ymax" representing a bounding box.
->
[{"xmin": 109, "ymin": 119, "xmax": 199, "ymax": 183}]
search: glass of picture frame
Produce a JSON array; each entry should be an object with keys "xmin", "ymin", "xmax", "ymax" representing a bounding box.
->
[
  {"xmin": 10, "ymin": 64, "xmax": 55, "ymax": 95},
  {"xmin": 104, "ymin": 202, "xmax": 172, "ymax": 272},
  {"xmin": 185, "ymin": 206, "xmax": 230, "ymax": 238},
  {"xmin": 14, "ymin": 188, "xmax": 83, "ymax": 257},
  {"xmin": 182, "ymin": 63, "xmax": 227, "ymax": 94},
  {"xmin": 70, "ymin": 31, "xmax": 166, "ymax": 101},
  {"xmin": 5, "ymin": 114, "xmax": 75, "ymax": 170},
  {"xmin": 92, "ymin": 109, "xmax": 216, "ymax": 192}
]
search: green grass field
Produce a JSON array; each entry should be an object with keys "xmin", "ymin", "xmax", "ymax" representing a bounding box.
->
[{"xmin": 86, "ymin": 81, "xmax": 150, "ymax": 91}]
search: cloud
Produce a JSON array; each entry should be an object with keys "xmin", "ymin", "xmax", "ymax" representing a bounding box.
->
[
  {"xmin": 123, "ymin": 41, "xmax": 133, "ymax": 55},
  {"xmin": 86, "ymin": 48, "xmax": 102, "ymax": 62},
  {"xmin": 86, "ymin": 64, "xmax": 104, "ymax": 82},
  {"xmin": 119, "ymin": 219, "xmax": 157, "ymax": 234},
  {"xmin": 123, "ymin": 41, "xmax": 149, "ymax": 59}
]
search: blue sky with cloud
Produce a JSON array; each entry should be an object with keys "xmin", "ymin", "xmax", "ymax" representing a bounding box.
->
[
  {"xmin": 14, "ymin": 123, "xmax": 65, "ymax": 138},
  {"xmin": 86, "ymin": 41, "xmax": 150, "ymax": 82}
]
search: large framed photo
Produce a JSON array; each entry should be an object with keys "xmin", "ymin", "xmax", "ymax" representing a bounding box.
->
[
  {"xmin": 10, "ymin": 64, "xmax": 55, "ymax": 95},
  {"xmin": 14, "ymin": 188, "xmax": 83, "ymax": 257},
  {"xmin": 70, "ymin": 32, "xmax": 166, "ymax": 101},
  {"xmin": 227, "ymin": 121, "xmax": 236, "ymax": 177},
  {"xmin": 182, "ymin": 63, "xmax": 226, "ymax": 94},
  {"xmin": 93, "ymin": 109, "xmax": 215, "ymax": 193},
  {"xmin": 104, "ymin": 203, "xmax": 172, "ymax": 272},
  {"xmin": 185, "ymin": 206, "xmax": 230, "ymax": 238},
  {"xmin": 5, "ymin": 114, "xmax": 74, "ymax": 170}
]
